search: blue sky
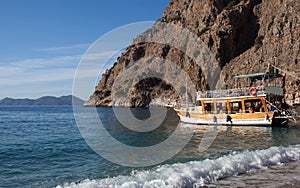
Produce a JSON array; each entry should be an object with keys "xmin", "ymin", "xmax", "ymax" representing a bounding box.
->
[{"xmin": 0, "ymin": 0, "xmax": 170, "ymax": 100}]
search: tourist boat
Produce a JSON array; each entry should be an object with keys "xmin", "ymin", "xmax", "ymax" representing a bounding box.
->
[{"xmin": 174, "ymin": 72, "xmax": 291, "ymax": 126}]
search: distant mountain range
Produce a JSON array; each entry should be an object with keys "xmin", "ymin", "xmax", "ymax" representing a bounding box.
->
[{"xmin": 0, "ymin": 95, "xmax": 84, "ymax": 106}]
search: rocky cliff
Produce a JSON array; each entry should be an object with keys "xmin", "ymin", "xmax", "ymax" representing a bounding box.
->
[{"xmin": 85, "ymin": 0, "xmax": 300, "ymax": 107}]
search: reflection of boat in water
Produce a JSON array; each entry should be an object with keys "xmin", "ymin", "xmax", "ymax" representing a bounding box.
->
[
  {"xmin": 174, "ymin": 70, "xmax": 293, "ymax": 127},
  {"xmin": 180, "ymin": 122, "xmax": 272, "ymax": 137}
]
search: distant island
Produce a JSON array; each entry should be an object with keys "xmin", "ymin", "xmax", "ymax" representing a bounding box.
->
[{"xmin": 0, "ymin": 95, "xmax": 84, "ymax": 106}]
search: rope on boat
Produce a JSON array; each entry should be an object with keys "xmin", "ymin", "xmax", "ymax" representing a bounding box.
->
[
  {"xmin": 271, "ymin": 65, "xmax": 300, "ymax": 80},
  {"xmin": 264, "ymin": 98, "xmax": 296, "ymax": 122}
]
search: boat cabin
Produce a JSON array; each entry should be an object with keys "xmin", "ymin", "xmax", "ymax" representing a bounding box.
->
[{"xmin": 194, "ymin": 85, "xmax": 284, "ymax": 115}]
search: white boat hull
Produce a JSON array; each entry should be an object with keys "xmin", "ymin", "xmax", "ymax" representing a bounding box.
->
[{"xmin": 178, "ymin": 114, "xmax": 272, "ymax": 126}]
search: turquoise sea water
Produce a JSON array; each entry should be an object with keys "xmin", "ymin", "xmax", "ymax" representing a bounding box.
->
[{"xmin": 0, "ymin": 106, "xmax": 299, "ymax": 187}]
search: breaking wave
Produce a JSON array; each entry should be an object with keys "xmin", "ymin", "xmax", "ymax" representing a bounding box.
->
[{"xmin": 57, "ymin": 144, "xmax": 300, "ymax": 188}]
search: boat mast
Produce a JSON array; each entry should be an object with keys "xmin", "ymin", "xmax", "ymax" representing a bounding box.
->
[{"xmin": 186, "ymin": 76, "xmax": 188, "ymax": 109}]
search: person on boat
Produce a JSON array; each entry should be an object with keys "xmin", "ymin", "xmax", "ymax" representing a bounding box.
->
[
  {"xmin": 212, "ymin": 116, "xmax": 217, "ymax": 124},
  {"xmin": 259, "ymin": 105, "xmax": 265, "ymax": 112},
  {"xmin": 204, "ymin": 103, "xmax": 211, "ymax": 114},
  {"xmin": 248, "ymin": 107, "xmax": 255, "ymax": 113},
  {"xmin": 273, "ymin": 109, "xmax": 279, "ymax": 117},
  {"xmin": 254, "ymin": 101, "xmax": 263, "ymax": 112},
  {"xmin": 226, "ymin": 115, "xmax": 232, "ymax": 124},
  {"xmin": 185, "ymin": 111, "xmax": 190, "ymax": 117}
]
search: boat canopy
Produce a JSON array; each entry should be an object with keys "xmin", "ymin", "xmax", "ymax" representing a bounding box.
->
[
  {"xmin": 196, "ymin": 86, "xmax": 284, "ymax": 99},
  {"xmin": 233, "ymin": 72, "xmax": 283, "ymax": 80}
]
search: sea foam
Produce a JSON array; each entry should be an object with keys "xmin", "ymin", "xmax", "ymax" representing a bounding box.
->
[{"xmin": 57, "ymin": 144, "xmax": 300, "ymax": 188}]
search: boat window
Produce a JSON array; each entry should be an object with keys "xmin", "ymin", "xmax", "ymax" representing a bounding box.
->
[
  {"xmin": 196, "ymin": 100, "xmax": 201, "ymax": 106},
  {"xmin": 216, "ymin": 102, "xmax": 227, "ymax": 114},
  {"xmin": 229, "ymin": 101, "xmax": 242, "ymax": 114},
  {"xmin": 204, "ymin": 102, "xmax": 214, "ymax": 114},
  {"xmin": 244, "ymin": 99, "xmax": 263, "ymax": 113}
]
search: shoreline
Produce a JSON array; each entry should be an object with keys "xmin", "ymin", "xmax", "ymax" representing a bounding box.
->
[{"xmin": 212, "ymin": 160, "xmax": 300, "ymax": 187}]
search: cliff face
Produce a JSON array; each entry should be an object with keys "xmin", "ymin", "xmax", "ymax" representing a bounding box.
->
[
  {"xmin": 85, "ymin": 0, "xmax": 300, "ymax": 107},
  {"xmin": 221, "ymin": 0, "xmax": 300, "ymax": 105}
]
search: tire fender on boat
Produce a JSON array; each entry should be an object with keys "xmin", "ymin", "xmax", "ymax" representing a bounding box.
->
[{"xmin": 249, "ymin": 87, "xmax": 257, "ymax": 96}]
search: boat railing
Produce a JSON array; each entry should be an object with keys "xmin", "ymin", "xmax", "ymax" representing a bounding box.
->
[
  {"xmin": 178, "ymin": 103, "xmax": 202, "ymax": 113},
  {"xmin": 197, "ymin": 86, "xmax": 266, "ymax": 99},
  {"xmin": 179, "ymin": 103, "xmax": 195, "ymax": 108}
]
